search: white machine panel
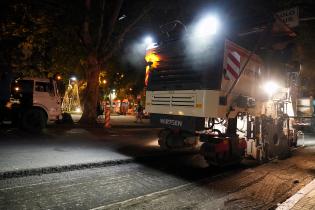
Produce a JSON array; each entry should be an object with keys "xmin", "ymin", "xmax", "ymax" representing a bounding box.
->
[{"xmin": 146, "ymin": 90, "xmax": 221, "ymax": 118}]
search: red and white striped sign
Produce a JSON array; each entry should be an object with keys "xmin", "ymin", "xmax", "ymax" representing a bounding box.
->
[{"xmin": 225, "ymin": 51, "xmax": 241, "ymax": 80}]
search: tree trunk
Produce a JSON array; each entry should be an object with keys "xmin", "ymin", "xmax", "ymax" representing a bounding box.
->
[{"xmin": 79, "ymin": 53, "xmax": 100, "ymax": 125}]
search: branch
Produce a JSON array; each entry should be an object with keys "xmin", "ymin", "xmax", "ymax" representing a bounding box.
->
[
  {"xmin": 96, "ymin": 0, "xmax": 106, "ymax": 50},
  {"xmin": 76, "ymin": 28, "xmax": 89, "ymax": 51},
  {"xmin": 101, "ymin": 3, "xmax": 153, "ymax": 62},
  {"xmin": 97, "ymin": 0, "xmax": 124, "ymax": 54},
  {"xmin": 82, "ymin": 0, "xmax": 92, "ymax": 50}
]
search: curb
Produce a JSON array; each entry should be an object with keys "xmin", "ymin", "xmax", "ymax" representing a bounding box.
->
[
  {"xmin": 276, "ymin": 179, "xmax": 315, "ymax": 210},
  {"xmin": 0, "ymin": 158, "xmax": 134, "ymax": 180}
]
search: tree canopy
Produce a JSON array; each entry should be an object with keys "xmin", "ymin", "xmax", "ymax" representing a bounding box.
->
[{"xmin": 1, "ymin": 0, "xmax": 315, "ymax": 123}]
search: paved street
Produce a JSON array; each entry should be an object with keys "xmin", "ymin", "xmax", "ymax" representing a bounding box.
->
[
  {"xmin": 0, "ymin": 115, "xmax": 160, "ymax": 175},
  {"xmin": 2, "ymin": 0, "xmax": 315, "ymax": 209},
  {"xmin": 0, "ymin": 158, "xmax": 211, "ymax": 210},
  {"xmin": 1, "ymin": 116, "xmax": 315, "ymax": 209},
  {"xmin": 1, "ymin": 143, "xmax": 315, "ymax": 209}
]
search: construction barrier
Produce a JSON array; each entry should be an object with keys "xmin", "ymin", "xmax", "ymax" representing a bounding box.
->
[{"xmin": 104, "ymin": 101, "xmax": 111, "ymax": 128}]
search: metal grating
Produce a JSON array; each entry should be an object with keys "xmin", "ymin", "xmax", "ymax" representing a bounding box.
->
[{"xmin": 151, "ymin": 95, "xmax": 195, "ymax": 107}]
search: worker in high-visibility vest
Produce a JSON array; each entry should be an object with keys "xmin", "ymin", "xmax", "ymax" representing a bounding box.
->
[{"xmin": 134, "ymin": 102, "xmax": 144, "ymax": 123}]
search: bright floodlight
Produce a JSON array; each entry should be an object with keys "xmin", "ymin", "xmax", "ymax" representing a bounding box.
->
[
  {"xmin": 70, "ymin": 76, "xmax": 77, "ymax": 81},
  {"xmin": 144, "ymin": 36, "xmax": 153, "ymax": 45},
  {"xmin": 143, "ymin": 35, "xmax": 157, "ymax": 50},
  {"xmin": 263, "ymin": 81, "xmax": 279, "ymax": 96},
  {"xmin": 194, "ymin": 15, "xmax": 219, "ymax": 37}
]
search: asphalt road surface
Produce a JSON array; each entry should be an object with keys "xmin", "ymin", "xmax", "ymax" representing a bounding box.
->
[
  {"xmin": 1, "ymin": 146, "xmax": 315, "ymax": 210},
  {"xmin": 0, "ymin": 116, "xmax": 161, "ymax": 174},
  {"xmin": 1, "ymin": 116, "xmax": 315, "ymax": 210}
]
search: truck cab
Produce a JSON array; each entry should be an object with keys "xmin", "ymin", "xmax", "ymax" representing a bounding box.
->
[{"xmin": 8, "ymin": 77, "xmax": 62, "ymax": 132}]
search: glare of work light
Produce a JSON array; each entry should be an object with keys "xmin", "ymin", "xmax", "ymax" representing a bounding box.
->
[
  {"xmin": 263, "ymin": 81, "xmax": 279, "ymax": 96},
  {"xmin": 144, "ymin": 36, "xmax": 153, "ymax": 46},
  {"xmin": 143, "ymin": 35, "xmax": 158, "ymax": 50},
  {"xmin": 70, "ymin": 76, "xmax": 77, "ymax": 81},
  {"xmin": 194, "ymin": 15, "xmax": 219, "ymax": 37}
]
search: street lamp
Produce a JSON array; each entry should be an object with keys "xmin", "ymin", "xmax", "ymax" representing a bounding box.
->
[{"xmin": 109, "ymin": 89, "xmax": 117, "ymax": 111}]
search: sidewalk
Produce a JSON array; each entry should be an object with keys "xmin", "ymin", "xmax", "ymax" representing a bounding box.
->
[
  {"xmin": 71, "ymin": 113, "xmax": 151, "ymax": 127},
  {"xmin": 277, "ymin": 179, "xmax": 315, "ymax": 210},
  {"xmin": 97, "ymin": 115, "xmax": 151, "ymax": 127}
]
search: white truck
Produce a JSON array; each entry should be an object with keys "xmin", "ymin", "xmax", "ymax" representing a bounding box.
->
[{"xmin": 2, "ymin": 77, "xmax": 62, "ymax": 133}]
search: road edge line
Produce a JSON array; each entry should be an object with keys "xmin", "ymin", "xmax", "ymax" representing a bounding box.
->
[
  {"xmin": 91, "ymin": 182, "xmax": 192, "ymax": 210},
  {"xmin": 276, "ymin": 179, "xmax": 315, "ymax": 210},
  {"xmin": 90, "ymin": 170, "xmax": 236, "ymax": 210}
]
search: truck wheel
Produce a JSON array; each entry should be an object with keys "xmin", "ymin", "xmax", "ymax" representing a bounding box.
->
[
  {"xmin": 22, "ymin": 109, "xmax": 47, "ymax": 133},
  {"xmin": 158, "ymin": 129, "xmax": 171, "ymax": 149}
]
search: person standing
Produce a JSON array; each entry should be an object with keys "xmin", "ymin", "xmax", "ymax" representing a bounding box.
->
[
  {"xmin": 120, "ymin": 101, "xmax": 127, "ymax": 115},
  {"xmin": 135, "ymin": 102, "xmax": 143, "ymax": 123}
]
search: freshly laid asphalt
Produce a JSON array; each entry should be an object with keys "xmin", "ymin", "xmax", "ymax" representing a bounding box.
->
[
  {"xmin": 0, "ymin": 115, "xmax": 163, "ymax": 176},
  {"xmin": 1, "ymin": 114, "xmax": 315, "ymax": 209}
]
